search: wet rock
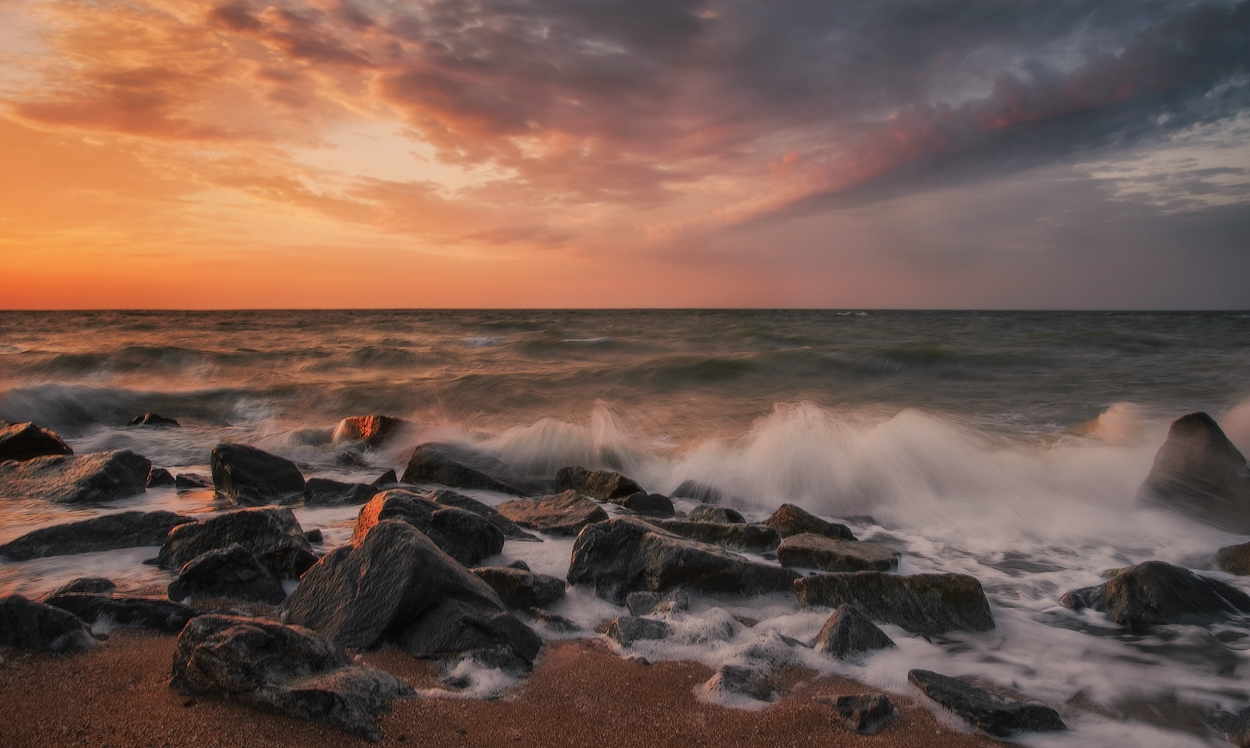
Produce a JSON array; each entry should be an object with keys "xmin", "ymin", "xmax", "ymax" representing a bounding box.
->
[
  {"xmin": 1215, "ymin": 542, "xmax": 1250, "ymax": 575},
  {"xmin": 778, "ymin": 534, "xmax": 899, "ymax": 572},
  {"xmin": 706, "ymin": 664, "xmax": 773, "ymax": 701},
  {"xmin": 822, "ymin": 693, "xmax": 897, "ymax": 734},
  {"xmin": 154, "ymin": 507, "xmax": 317, "ymax": 579},
  {"xmin": 606, "ymin": 616, "xmax": 672, "ymax": 646},
  {"xmin": 210, "ymin": 443, "xmax": 305, "ymax": 506},
  {"xmin": 175, "ymin": 472, "xmax": 212, "ymax": 489},
  {"xmin": 129, "ymin": 413, "xmax": 180, "ymax": 428},
  {"xmin": 43, "ymin": 592, "xmax": 196, "ymax": 633},
  {"xmin": 568, "ymin": 517, "xmax": 800, "ymax": 605},
  {"xmin": 625, "ymin": 589, "xmax": 689, "ymax": 617},
  {"xmin": 908, "ymin": 669, "xmax": 1066, "ymax": 737},
  {"xmin": 370, "ymin": 469, "xmax": 398, "ymax": 488},
  {"xmin": 0, "ymin": 510, "xmax": 193, "ymax": 561},
  {"xmin": 528, "ymin": 608, "xmax": 580, "ymax": 633},
  {"xmin": 284, "ymin": 520, "xmax": 541, "ymax": 667},
  {"xmin": 171, "ymin": 614, "xmax": 413, "ymax": 742},
  {"xmin": 470, "ymin": 566, "xmax": 566, "ymax": 610},
  {"xmin": 426, "ymin": 487, "xmax": 537, "ymax": 541},
  {"xmin": 1227, "ymin": 707, "xmax": 1250, "ymax": 747},
  {"xmin": 688, "ymin": 504, "xmax": 745, "ymax": 524},
  {"xmin": 146, "ymin": 467, "xmax": 176, "ymax": 488},
  {"xmin": 0, "ymin": 421, "xmax": 72, "ymax": 462},
  {"xmin": 336, "ymin": 450, "xmax": 366, "ymax": 468},
  {"xmin": 46, "ymin": 577, "xmax": 116, "ymax": 597},
  {"xmin": 672, "ymin": 480, "xmax": 723, "ymax": 504},
  {"xmin": 766, "ymin": 503, "xmax": 856, "ymax": 540},
  {"xmin": 1140, "ymin": 412, "xmax": 1250, "ymax": 532},
  {"xmin": 303, "ymin": 477, "xmax": 378, "ymax": 507},
  {"xmin": 305, "ymin": 529, "xmax": 323, "ymax": 544},
  {"xmin": 555, "ymin": 466, "xmax": 643, "ymax": 502},
  {"xmin": 508, "ymin": 559, "xmax": 530, "ymax": 571},
  {"xmin": 1059, "ymin": 560, "xmax": 1250, "ymax": 629},
  {"xmin": 168, "ymin": 544, "xmax": 287, "ymax": 605},
  {"xmin": 796, "ymin": 571, "xmax": 994, "ymax": 636},
  {"xmin": 0, "ymin": 449, "xmax": 150, "ymax": 504},
  {"xmin": 401, "ymin": 442, "xmax": 544, "ymax": 496},
  {"xmin": 642, "ymin": 518, "xmax": 779, "ymax": 553},
  {"xmin": 331, "ymin": 415, "xmax": 406, "ymax": 448},
  {"xmin": 497, "ymin": 490, "xmax": 609, "ymax": 536},
  {"xmin": 619, "ymin": 491, "xmax": 675, "ymax": 517},
  {"xmin": 0, "ymin": 594, "xmax": 96, "ymax": 653},
  {"xmin": 353, "ymin": 489, "xmax": 505, "ymax": 567},
  {"xmin": 815, "ymin": 604, "xmax": 896, "ymax": 659}
]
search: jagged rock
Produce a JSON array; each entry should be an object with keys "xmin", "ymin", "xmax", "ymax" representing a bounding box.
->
[
  {"xmin": 353, "ymin": 489, "xmax": 504, "ymax": 567},
  {"xmin": 1140, "ymin": 412, "xmax": 1250, "ymax": 532},
  {"xmin": 401, "ymin": 442, "xmax": 544, "ymax": 496},
  {"xmin": 470, "ymin": 567, "xmax": 566, "ymax": 609},
  {"xmin": 167, "ymin": 544, "xmax": 287, "ymax": 604},
  {"xmin": 146, "ymin": 467, "xmax": 176, "ymax": 488},
  {"xmin": 331, "ymin": 415, "xmax": 406, "ymax": 448},
  {"xmin": 568, "ymin": 517, "xmax": 800, "ymax": 604},
  {"xmin": 620, "ymin": 491, "xmax": 675, "ymax": 517},
  {"xmin": 497, "ymin": 490, "xmax": 609, "ymax": 536},
  {"xmin": 426, "ymin": 487, "xmax": 537, "ymax": 541},
  {"xmin": 0, "ymin": 510, "xmax": 192, "ymax": 561},
  {"xmin": 43, "ymin": 593, "xmax": 196, "ymax": 633},
  {"xmin": 129, "ymin": 413, "xmax": 179, "ymax": 428},
  {"xmin": 0, "ymin": 421, "xmax": 72, "ymax": 462},
  {"xmin": 1060, "ymin": 560, "xmax": 1250, "ymax": 629},
  {"xmin": 46, "ymin": 578, "xmax": 116, "ymax": 597},
  {"xmin": 688, "ymin": 504, "xmax": 745, "ymax": 524},
  {"xmin": 0, "ymin": 450, "xmax": 150, "ymax": 504},
  {"xmin": 823, "ymin": 693, "xmax": 897, "ymax": 734},
  {"xmin": 284, "ymin": 520, "xmax": 541, "ymax": 667},
  {"xmin": 626, "ymin": 589, "xmax": 689, "ymax": 617},
  {"xmin": 672, "ymin": 480, "xmax": 723, "ymax": 504},
  {"xmin": 706, "ymin": 664, "xmax": 773, "ymax": 701},
  {"xmin": 778, "ymin": 534, "xmax": 899, "ymax": 572},
  {"xmin": 642, "ymin": 518, "xmax": 779, "ymax": 553},
  {"xmin": 0, "ymin": 595, "xmax": 95, "ymax": 653},
  {"xmin": 766, "ymin": 503, "xmax": 856, "ymax": 540},
  {"xmin": 210, "ymin": 443, "xmax": 305, "ymax": 506},
  {"xmin": 556, "ymin": 466, "xmax": 643, "ymax": 501},
  {"xmin": 171, "ymin": 614, "xmax": 414, "ymax": 742},
  {"xmin": 606, "ymin": 616, "xmax": 672, "ymax": 646},
  {"xmin": 154, "ymin": 507, "xmax": 316, "ymax": 579},
  {"xmin": 370, "ymin": 469, "xmax": 398, "ymax": 488},
  {"xmin": 1215, "ymin": 542, "xmax": 1250, "ymax": 575},
  {"xmin": 815, "ymin": 604, "xmax": 896, "ymax": 659},
  {"xmin": 175, "ymin": 472, "xmax": 212, "ymax": 489},
  {"xmin": 796, "ymin": 571, "xmax": 994, "ymax": 636},
  {"xmin": 303, "ymin": 477, "xmax": 378, "ymax": 507},
  {"xmin": 908, "ymin": 669, "xmax": 1066, "ymax": 737}
]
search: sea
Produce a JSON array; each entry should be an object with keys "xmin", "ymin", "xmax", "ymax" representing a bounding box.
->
[{"xmin": 2, "ymin": 309, "xmax": 1249, "ymax": 746}]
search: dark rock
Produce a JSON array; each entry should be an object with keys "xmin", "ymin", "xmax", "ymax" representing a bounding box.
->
[
  {"xmin": 426, "ymin": 487, "xmax": 537, "ymax": 541},
  {"xmin": 815, "ymin": 604, "xmax": 896, "ymax": 659},
  {"xmin": 43, "ymin": 592, "xmax": 196, "ymax": 633},
  {"xmin": 625, "ymin": 589, "xmax": 689, "ymax": 617},
  {"xmin": 1059, "ymin": 560, "xmax": 1250, "ymax": 629},
  {"xmin": 824, "ymin": 693, "xmax": 897, "ymax": 734},
  {"xmin": 508, "ymin": 560, "xmax": 531, "ymax": 571},
  {"xmin": 171, "ymin": 614, "xmax": 413, "ymax": 742},
  {"xmin": 0, "ymin": 510, "xmax": 192, "ymax": 561},
  {"xmin": 642, "ymin": 518, "xmax": 779, "ymax": 553},
  {"xmin": 687, "ymin": 504, "xmax": 745, "ymax": 524},
  {"xmin": 706, "ymin": 664, "xmax": 773, "ymax": 701},
  {"xmin": 908, "ymin": 669, "xmax": 1066, "ymax": 737},
  {"xmin": 46, "ymin": 577, "xmax": 116, "ymax": 597},
  {"xmin": 0, "ymin": 450, "xmax": 150, "ymax": 504},
  {"xmin": 210, "ymin": 443, "xmax": 305, "ymax": 506},
  {"xmin": 0, "ymin": 421, "xmax": 72, "ymax": 462},
  {"xmin": 497, "ymin": 490, "xmax": 609, "ymax": 536},
  {"xmin": 672, "ymin": 480, "xmax": 723, "ymax": 504},
  {"xmin": 175, "ymin": 472, "xmax": 212, "ymax": 489},
  {"xmin": 353, "ymin": 489, "xmax": 504, "ymax": 567},
  {"xmin": 796, "ymin": 571, "xmax": 995, "ymax": 636},
  {"xmin": 284, "ymin": 520, "xmax": 541, "ymax": 667},
  {"xmin": 766, "ymin": 503, "xmax": 856, "ymax": 540},
  {"xmin": 129, "ymin": 413, "xmax": 180, "ymax": 428},
  {"xmin": 370, "ymin": 469, "xmax": 398, "ymax": 488},
  {"xmin": 154, "ymin": 507, "xmax": 316, "ymax": 579},
  {"xmin": 336, "ymin": 450, "xmax": 366, "ymax": 468},
  {"xmin": 1140, "ymin": 412, "xmax": 1250, "ymax": 532},
  {"xmin": 555, "ymin": 466, "xmax": 643, "ymax": 502},
  {"xmin": 1227, "ymin": 707, "xmax": 1250, "ymax": 748},
  {"xmin": 303, "ymin": 477, "xmax": 378, "ymax": 507},
  {"xmin": 606, "ymin": 616, "xmax": 672, "ymax": 646},
  {"xmin": 778, "ymin": 534, "xmax": 899, "ymax": 572},
  {"xmin": 0, "ymin": 594, "xmax": 95, "ymax": 653},
  {"xmin": 305, "ymin": 529, "xmax": 323, "ymax": 544},
  {"xmin": 401, "ymin": 442, "xmax": 543, "ymax": 496},
  {"xmin": 567, "ymin": 517, "xmax": 800, "ymax": 605},
  {"xmin": 527, "ymin": 608, "xmax": 580, "ymax": 633},
  {"xmin": 168, "ymin": 544, "xmax": 287, "ymax": 605},
  {"xmin": 146, "ymin": 467, "xmax": 176, "ymax": 488},
  {"xmin": 1215, "ymin": 542, "xmax": 1250, "ymax": 575},
  {"xmin": 471, "ymin": 567, "xmax": 566, "ymax": 609},
  {"xmin": 331, "ymin": 415, "xmax": 406, "ymax": 448},
  {"xmin": 620, "ymin": 491, "xmax": 675, "ymax": 517}
]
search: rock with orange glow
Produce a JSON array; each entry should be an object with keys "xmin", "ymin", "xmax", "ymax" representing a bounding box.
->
[
  {"xmin": 353, "ymin": 489, "xmax": 504, "ymax": 566},
  {"xmin": 0, "ymin": 421, "xmax": 73, "ymax": 462},
  {"xmin": 0, "ymin": 449, "xmax": 149, "ymax": 504},
  {"xmin": 331, "ymin": 415, "xmax": 405, "ymax": 448}
]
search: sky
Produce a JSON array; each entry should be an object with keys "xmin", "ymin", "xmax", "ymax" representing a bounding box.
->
[{"xmin": 1, "ymin": 0, "xmax": 1249, "ymax": 309}]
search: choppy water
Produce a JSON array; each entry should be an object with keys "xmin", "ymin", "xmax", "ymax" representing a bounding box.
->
[{"xmin": 2, "ymin": 309, "xmax": 1250, "ymax": 746}]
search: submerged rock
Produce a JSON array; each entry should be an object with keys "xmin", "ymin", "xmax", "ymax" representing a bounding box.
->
[
  {"xmin": 0, "ymin": 450, "xmax": 150, "ymax": 504},
  {"xmin": 606, "ymin": 616, "xmax": 672, "ymax": 646},
  {"xmin": 154, "ymin": 507, "xmax": 317, "ymax": 579},
  {"xmin": 1139, "ymin": 412, "xmax": 1250, "ymax": 532},
  {"xmin": 43, "ymin": 592, "xmax": 196, "ymax": 633},
  {"xmin": 823, "ymin": 693, "xmax": 897, "ymax": 734},
  {"xmin": 210, "ymin": 443, "xmax": 305, "ymax": 506},
  {"xmin": 777, "ymin": 534, "xmax": 899, "ymax": 572},
  {"xmin": 129, "ymin": 413, "xmax": 179, "ymax": 428},
  {"xmin": 426, "ymin": 487, "xmax": 537, "ymax": 541},
  {"xmin": 555, "ymin": 466, "xmax": 643, "ymax": 501},
  {"xmin": 353, "ymin": 489, "xmax": 504, "ymax": 567},
  {"xmin": 0, "ymin": 510, "xmax": 192, "ymax": 561},
  {"xmin": 796, "ymin": 571, "xmax": 994, "ymax": 636},
  {"xmin": 167, "ymin": 544, "xmax": 287, "ymax": 605},
  {"xmin": 642, "ymin": 518, "xmax": 779, "ymax": 553},
  {"xmin": 146, "ymin": 467, "xmax": 176, "ymax": 488},
  {"xmin": 174, "ymin": 473, "xmax": 212, "ymax": 489},
  {"xmin": 46, "ymin": 577, "xmax": 116, "ymax": 597},
  {"xmin": 671, "ymin": 480, "xmax": 723, "ymax": 504},
  {"xmin": 687, "ymin": 504, "xmax": 745, "ymax": 524},
  {"xmin": 1060, "ymin": 560, "xmax": 1250, "ymax": 629},
  {"xmin": 766, "ymin": 503, "xmax": 855, "ymax": 540},
  {"xmin": 0, "ymin": 594, "xmax": 96, "ymax": 653},
  {"xmin": 303, "ymin": 477, "xmax": 378, "ymax": 507},
  {"xmin": 815, "ymin": 604, "xmax": 896, "ymax": 659},
  {"xmin": 370, "ymin": 469, "xmax": 398, "ymax": 488},
  {"xmin": 620, "ymin": 491, "xmax": 675, "ymax": 517},
  {"xmin": 1215, "ymin": 542, "xmax": 1250, "ymax": 575},
  {"xmin": 401, "ymin": 442, "xmax": 544, "ymax": 496},
  {"xmin": 0, "ymin": 421, "xmax": 73, "ymax": 462},
  {"xmin": 908, "ymin": 669, "xmax": 1066, "ymax": 737},
  {"xmin": 331, "ymin": 415, "xmax": 406, "ymax": 448},
  {"xmin": 470, "ymin": 566, "xmax": 566, "ymax": 610},
  {"xmin": 497, "ymin": 490, "xmax": 609, "ymax": 536},
  {"xmin": 171, "ymin": 614, "xmax": 414, "ymax": 742}
]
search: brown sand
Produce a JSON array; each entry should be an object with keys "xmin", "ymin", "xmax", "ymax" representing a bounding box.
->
[{"xmin": 0, "ymin": 630, "xmax": 1004, "ymax": 747}]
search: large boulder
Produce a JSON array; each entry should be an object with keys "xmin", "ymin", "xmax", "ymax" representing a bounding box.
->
[
  {"xmin": 567, "ymin": 517, "xmax": 801, "ymax": 605},
  {"xmin": 171, "ymin": 614, "xmax": 413, "ymax": 742},
  {"xmin": 1139, "ymin": 412, "xmax": 1250, "ymax": 532},
  {"xmin": 303, "ymin": 478, "xmax": 378, "ymax": 507},
  {"xmin": 352, "ymin": 489, "xmax": 504, "ymax": 567},
  {"xmin": 283, "ymin": 520, "xmax": 541, "ymax": 668},
  {"xmin": 167, "ymin": 544, "xmax": 287, "ymax": 605},
  {"xmin": 470, "ymin": 566, "xmax": 566, "ymax": 610},
  {"xmin": 1215, "ymin": 542, "xmax": 1250, "ymax": 575},
  {"xmin": 777, "ymin": 534, "xmax": 899, "ymax": 572},
  {"xmin": 43, "ymin": 593, "xmax": 196, "ymax": 633},
  {"xmin": 766, "ymin": 503, "xmax": 855, "ymax": 540},
  {"xmin": 401, "ymin": 442, "xmax": 544, "ymax": 496},
  {"xmin": 1060, "ymin": 560, "xmax": 1250, "ymax": 629},
  {"xmin": 671, "ymin": 480, "xmax": 723, "ymax": 504},
  {"xmin": 796, "ymin": 571, "xmax": 994, "ymax": 636},
  {"xmin": 497, "ymin": 490, "xmax": 609, "ymax": 536},
  {"xmin": 0, "ymin": 450, "xmax": 150, "ymax": 504},
  {"xmin": 153, "ymin": 507, "xmax": 316, "ymax": 579},
  {"xmin": 331, "ymin": 415, "xmax": 406, "ymax": 448},
  {"xmin": 425, "ymin": 488, "xmax": 537, "ymax": 541},
  {"xmin": 687, "ymin": 504, "xmax": 745, "ymax": 524},
  {"xmin": 642, "ymin": 518, "xmax": 780, "ymax": 553},
  {"xmin": 555, "ymin": 466, "xmax": 643, "ymax": 502},
  {"xmin": 0, "ymin": 594, "xmax": 96, "ymax": 653},
  {"xmin": 907, "ymin": 669, "xmax": 1066, "ymax": 737},
  {"xmin": 210, "ymin": 443, "xmax": 305, "ymax": 506},
  {"xmin": 815, "ymin": 604, "xmax": 896, "ymax": 659},
  {"xmin": 0, "ymin": 510, "xmax": 192, "ymax": 561},
  {"xmin": 0, "ymin": 421, "xmax": 73, "ymax": 461}
]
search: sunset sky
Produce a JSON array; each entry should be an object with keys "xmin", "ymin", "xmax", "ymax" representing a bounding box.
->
[{"xmin": 2, "ymin": 0, "xmax": 1248, "ymax": 309}]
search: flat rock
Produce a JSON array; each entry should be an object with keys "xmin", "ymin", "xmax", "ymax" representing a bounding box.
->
[
  {"xmin": 353, "ymin": 489, "xmax": 504, "ymax": 567},
  {"xmin": 0, "ymin": 594, "xmax": 96, "ymax": 653},
  {"xmin": 470, "ymin": 566, "xmax": 566, "ymax": 609},
  {"xmin": 620, "ymin": 491, "xmax": 675, "ymax": 517},
  {"xmin": 555, "ymin": 466, "xmax": 643, "ymax": 501},
  {"xmin": 688, "ymin": 504, "xmax": 745, "ymax": 524},
  {"xmin": 822, "ymin": 693, "xmax": 897, "ymax": 734},
  {"xmin": 815, "ymin": 604, "xmax": 896, "ymax": 659},
  {"xmin": 567, "ymin": 517, "xmax": 800, "ymax": 605},
  {"xmin": 168, "ymin": 544, "xmax": 287, "ymax": 604},
  {"xmin": 642, "ymin": 518, "xmax": 779, "ymax": 553},
  {"xmin": 129, "ymin": 413, "xmax": 179, "ymax": 428},
  {"xmin": 146, "ymin": 467, "xmax": 176, "ymax": 488},
  {"xmin": 1060, "ymin": 560, "xmax": 1250, "ymax": 629},
  {"xmin": 766, "ymin": 503, "xmax": 855, "ymax": 540},
  {"xmin": 497, "ymin": 490, "xmax": 609, "ymax": 536},
  {"xmin": 46, "ymin": 577, "xmax": 116, "ymax": 596},
  {"xmin": 0, "ymin": 510, "xmax": 192, "ymax": 561},
  {"xmin": 0, "ymin": 421, "xmax": 73, "ymax": 462},
  {"xmin": 43, "ymin": 592, "xmax": 196, "ymax": 633},
  {"xmin": 303, "ymin": 477, "xmax": 378, "ymax": 507},
  {"xmin": 210, "ymin": 443, "xmax": 305, "ymax": 506},
  {"xmin": 672, "ymin": 480, "xmax": 723, "ymax": 504},
  {"xmin": 154, "ymin": 507, "xmax": 316, "ymax": 579},
  {"xmin": 175, "ymin": 472, "xmax": 212, "ymax": 489},
  {"xmin": 1139, "ymin": 412, "xmax": 1250, "ymax": 532},
  {"xmin": 171, "ymin": 614, "xmax": 414, "ymax": 742},
  {"xmin": 331, "ymin": 415, "xmax": 406, "ymax": 448},
  {"xmin": 1215, "ymin": 542, "xmax": 1250, "ymax": 575},
  {"xmin": 401, "ymin": 442, "xmax": 544, "ymax": 496},
  {"xmin": 0, "ymin": 450, "xmax": 150, "ymax": 504},
  {"xmin": 777, "ymin": 533, "xmax": 899, "ymax": 572},
  {"xmin": 606, "ymin": 616, "xmax": 672, "ymax": 646},
  {"xmin": 426, "ymin": 487, "xmax": 537, "ymax": 541},
  {"xmin": 908, "ymin": 669, "xmax": 1066, "ymax": 737},
  {"xmin": 796, "ymin": 571, "xmax": 994, "ymax": 636}
]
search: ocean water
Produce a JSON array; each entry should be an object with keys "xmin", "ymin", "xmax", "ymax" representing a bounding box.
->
[{"xmin": 2, "ymin": 309, "xmax": 1249, "ymax": 745}]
